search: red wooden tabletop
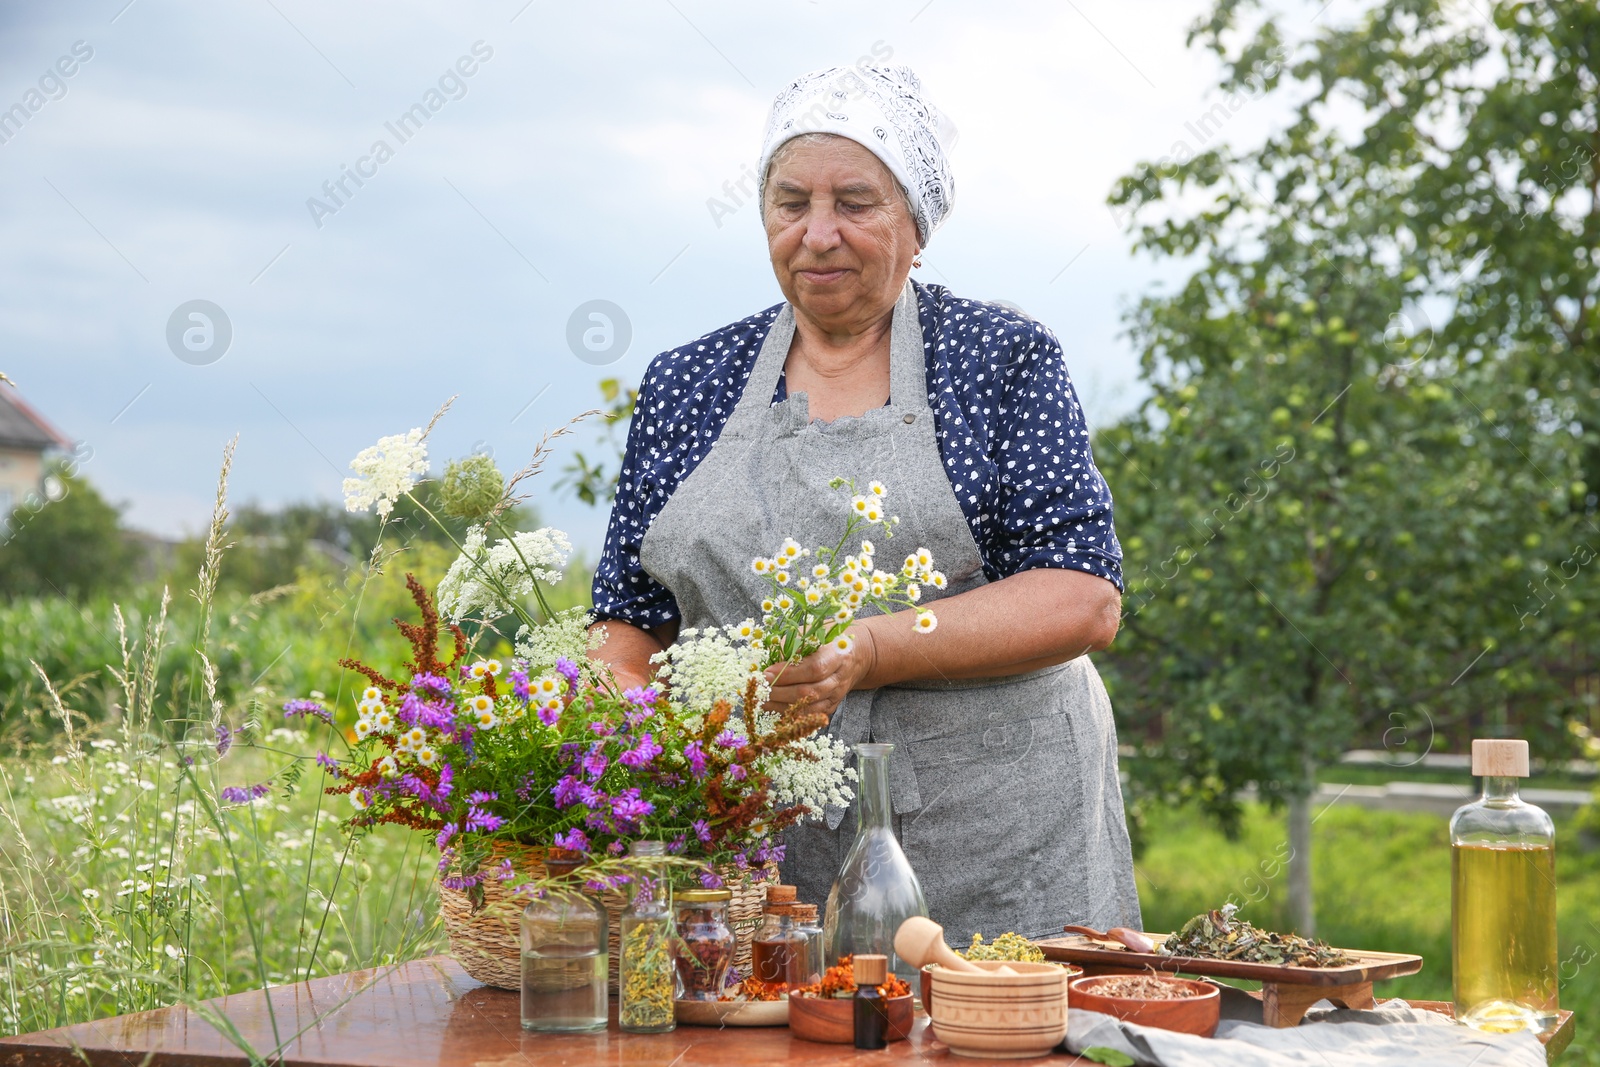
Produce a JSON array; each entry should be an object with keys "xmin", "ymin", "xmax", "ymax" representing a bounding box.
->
[{"xmin": 0, "ymin": 956, "xmax": 1087, "ymax": 1067}]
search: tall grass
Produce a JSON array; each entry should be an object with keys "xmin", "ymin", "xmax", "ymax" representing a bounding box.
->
[{"xmin": 0, "ymin": 443, "xmax": 449, "ymax": 1056}]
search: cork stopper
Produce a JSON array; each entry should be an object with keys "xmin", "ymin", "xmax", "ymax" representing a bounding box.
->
[
  {"xmin": 853, "ymin": 954, "xmax": 888, "ymax": 986},
  {"xmin": 766, "ymin": 884, "xmax": 798, "ymax": 904},
  {"xmin": 791, "ymin": 903, "xmax": 818, "ymax": 923},
  {"xmin": 764, "ymin": 902, "xmax": 794, "ymax": 917},
  {"xmin": 1472, "ymin": 739, "xmax": 1530, "ymax": 778}
]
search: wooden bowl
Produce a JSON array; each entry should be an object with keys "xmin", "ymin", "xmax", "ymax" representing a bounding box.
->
[
  {"xmin": 787, "ymin": 993, "xmax": 914, "ymax": 1044},
  {"xmin": 921, "ymin": 962, "xmax": 1080, "ymax": 1015},
  {"xmin": 928, "ymin": 960, "xmax": 1071, "ymax": 1059},
  {"xmin": 1069, "ymin": 975, "xmax": 1221, "ymax": 1037}
]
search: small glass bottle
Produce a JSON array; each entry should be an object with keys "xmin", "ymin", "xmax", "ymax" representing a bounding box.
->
[
  {"xmin": 1451, "ymin": 739, "xmax": 1560, "ymax": 1034},
  {"xmin": 852, "ymin": 953, "xmax": 890, "ymax": 1050},
  {"xmin": 824, "ymin": 743, "xmax": 929, "ymax": 982},
  {"xmin": 673, "ymin": 888, "xmax": 736, "ymax": 1000},
  {"xmin": 521, "ymin": 849, "xmax": 608, "ymax": 1033},
  {"xmin": 790, "ymin": 903, "xmax": 825, "ymax": 990},
  {"xmin": 619, "ymin": 841, "xmax": 676, "ymax": 1034},
  {"xmin": 751, "ymin": 884, "xmax": 803, "ymax": 990}
]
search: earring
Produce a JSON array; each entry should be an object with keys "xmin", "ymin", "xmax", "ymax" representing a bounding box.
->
[{"xmin": 912, "ymin": 251, "xmax": 923, "ymax": 268}]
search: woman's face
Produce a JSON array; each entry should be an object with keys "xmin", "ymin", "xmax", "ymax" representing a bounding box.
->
[{"xmin": 763, "ymin": 136, "xmax": 919, "ymax": 333}]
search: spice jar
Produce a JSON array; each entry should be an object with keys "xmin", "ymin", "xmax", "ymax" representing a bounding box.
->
[
  {"xmin": 790, "ymin": 903, "xmax": 824, "ymax": 990},
  {"xmin": 751, "ymin": 885, "xmax": 804, "ymax": 991},
  {"xmin": 619, "ymin": 841, "xmax": 675, "ymax": 1033},
  {"xmin": 673, "ymin": 888, "xmax": 735, "ymax": 1000}
]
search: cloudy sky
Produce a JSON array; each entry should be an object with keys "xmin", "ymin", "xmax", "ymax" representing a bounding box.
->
[{"xmin": 0, "ymin": 0, "xmax": 1309, "ymax": 555}]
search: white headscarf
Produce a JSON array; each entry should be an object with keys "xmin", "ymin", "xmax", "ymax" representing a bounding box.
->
[{"xmin": 757, "ymin": 64, "xmax": 957, "ymax": 247}]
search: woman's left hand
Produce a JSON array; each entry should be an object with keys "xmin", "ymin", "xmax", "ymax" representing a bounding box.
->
[{"xmin": 764, "ymin": 628, "xmax": 876, "ymax": 720}]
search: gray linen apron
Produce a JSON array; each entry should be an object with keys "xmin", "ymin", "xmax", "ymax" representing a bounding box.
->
[{"xmin": 639, "ymin": 281, "xmax": 1142, "ymax": 942}]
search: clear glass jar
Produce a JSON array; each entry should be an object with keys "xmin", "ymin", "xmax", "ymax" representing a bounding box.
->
[
  {"xmin": 520, "ymin": 851, "xmax": 608, "ymax": 1033},
  {"xmin": 824, "ymin": 742, "xmax": 929, "ymax": 982},
  {"xmin": 790, "ymin": 903, "xmax": 825, "ymax": 990},
  {"xmin": 1451, "ymin": 739, "xmax": 1559, "ymax": 1034},
  {"xmin": 619, "ymin": 841, "xmax": 676, "ymax": 1033},
  {"xmin": 673, "ymin": 888, "xmax": 735, "ymax": 1000}
]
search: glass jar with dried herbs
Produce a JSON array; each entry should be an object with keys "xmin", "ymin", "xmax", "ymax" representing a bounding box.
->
[
  {"xmin": 673, "ymin": 888, "xmax": 736, "ymax": 1000},
  {"xmin": 618, "ymin": 841, "xmax": 676, "ymax": 1033}
]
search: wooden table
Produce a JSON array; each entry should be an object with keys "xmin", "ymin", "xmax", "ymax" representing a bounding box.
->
[
  {"xmin": 0, "ymin": 957, "xmax": 1088, "ymax": 1067},
  {"xmin": 0, "ymin": 956, "xmax": 1573, "ymax": 1066}
]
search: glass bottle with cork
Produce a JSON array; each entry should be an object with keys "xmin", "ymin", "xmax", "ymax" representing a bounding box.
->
[
  {"xmin": 1451, "ymin": 738, "xmax": 1560, "ymax": 1034},
  {"xmin": 520, "ymin": 849, "xmax": 609, "ymax": 1033},
  {"xmin": 789, "ymin": 903, "xmax": 824, "ymax": 990},
  {"xmin": 751, "ymin": 884, "xmax": 805, "ymax": 991},
  {"xmin": 852, "ymin": 953, "xmax": 890, "ymax": 1050},
  {"xmin": 618, "ymin": 840, "xmax": 675, "ymax": 1034}
]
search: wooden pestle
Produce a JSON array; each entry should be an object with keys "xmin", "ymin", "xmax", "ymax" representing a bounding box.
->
[{"xmin": 894, "ymin": 916, "xmax": 1017, "ymax": 975}]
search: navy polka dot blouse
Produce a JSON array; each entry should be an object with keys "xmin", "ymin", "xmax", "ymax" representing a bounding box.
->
[{"xmin": 592, "ymin": 281, "xmax": 1123, "ymax": 626}]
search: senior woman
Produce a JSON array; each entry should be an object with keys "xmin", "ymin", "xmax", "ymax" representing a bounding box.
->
[{"xmin": 589, "ymin": 65, "xmax": 1141, "ymax": 940}]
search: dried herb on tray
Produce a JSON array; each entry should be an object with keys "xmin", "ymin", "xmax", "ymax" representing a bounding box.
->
[
  {"xmin": 791, "ymin": 955, "xmax": 911, "ymax": 999},
  {"xmin": 1162, "ymin": 904, "xmax": 1350, "ymax": 967},
  {"xmin": 1089, "ymin": 975, "xmax": 1203, "ymax": 1000}
]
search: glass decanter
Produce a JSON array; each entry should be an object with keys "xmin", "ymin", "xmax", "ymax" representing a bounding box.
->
[
  {"xmin": 1451, "ymin": 739, "xmax": 1559, "ymax": 1034},
  {"xmin": 823, "ymin": 742, "xmax": 928, "ymax": 981}
]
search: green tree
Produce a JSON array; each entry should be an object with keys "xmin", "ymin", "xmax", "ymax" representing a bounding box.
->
[
  {"xmin": 0, "ymin": 466, "xmax": 135, "ymax": 600},
  {"xmin": 1100, "ymin": 0, "xmax": 1594, "ymax": 933}
]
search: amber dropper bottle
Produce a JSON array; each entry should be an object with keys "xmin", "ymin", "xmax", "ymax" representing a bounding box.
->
[{"xmin": 853, "ymin": 953, "xmax": 889, "ymax": 1050}]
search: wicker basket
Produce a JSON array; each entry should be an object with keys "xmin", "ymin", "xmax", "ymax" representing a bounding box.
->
[{"xmin": 437, "ymin": 841, "xmax": 777, "ymax": 992}]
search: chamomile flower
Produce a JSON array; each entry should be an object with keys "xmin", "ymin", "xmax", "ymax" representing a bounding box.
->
[
  {"xmin": 354, "ymin": 719, "xmax": 373, "ymax": 740},
  {"xmin": 832, "ymin": 634, "xmax": 855, "ymax": 653},
  {"xmin": 775, "ymin": 571, "xmax": 791, "ymax": 586},
  {"xmin": 416, "ymin": 746, "xmax": 438, "ymax": 767},
  {"xmin": 362, "ymin": 687, "xmax": 383, "ymax": 703},
  {"xmin": 776, "ymin": 595, "xmax": 794, "ymax": 610},
  {"xmin": 914, "ymin": 611, "xmax": 938, "ymax": 634},
  {"xmin": 864, "ymin": 502, "xmax": 883, "ymax": 522},
  {"xmin": 483, "ymin": 659, "xmax": 502, "ymax": 676},
  {"xmin": 834, "ymin": 606, "xmax": 854, "ymax": 623},
  {"xmin": 735, "ymin": 619, "xmax": 757, "ymax": 639},
  {"xmin": 851, "ymin": 495, "xmax": 871, "ymax": 516},
  {"xmin": 780, "ymin": 538, "xmax": 802, "ymax": 559},
  {"xmin": 915, "ymin": 548, "xmax": 933, "ymax": 568},
  {"xmin": 376, "ymin": 755, "xmax": 399, "ymax": 778},
  {"xmin": 796, "ymin": 576, "xmax": 810, "ymax": 590},
  {"xmin": 906, "ymin": 583, "xmax": 922, "ymax": 602},
  {"xmin": 469, "ymin": 694, "xmax": 494, "ymax": 714},
  {"xmin": 904, "ymin": 554, "xmax": 919, "ymax": 575},
  {"xmin": 846, "ymin": 591, "xmax": 863, "ymax": 607},
  {"xmin": 860, "ymin": 539, "xmax": 876, "ymax": 556},
  {"xmin": 805, "ymin": 588, "xmax": 823, "ymax": 605},
  {"xmin": 868, "ymin": 480, "xmax": 887, "ymax": 498},
  {"xmin": 761, "ymin": 599, "xmax": 775, "ymax": 613},
  {"xmin": 350, "ymin": 790, "xmax": 370, "ymax": 811},
  {"xmin": 476, "ymin": 709, "xmax": 499, "ymax": 730},
  {"xmin": 930, "ymin": 572, "xmax": 948, "ymax": 589},
  {"xmin": 534, "ymin": 674, "xmax": 562, "ymax": 699},
  {"xmin": 752, "ymin": 557, "xmax": 774, "ymax": 575},
  {"xmin": 871, "ymin": 582, "xmax": 886, "ymax": 597},
  {"xmin": 403, "ymin": 728, "xmax": 426, "ymax": 749},
  {"xmin": 812, "ymin": 563, "xmax": 830, "ymax": 579},
  {"xmin": 468, "ymin": 660, "xmax": 491, "ymax": 680},
  {"xmin": 373, "ymin": 710, "xmax": 395, "ymax": 733}
]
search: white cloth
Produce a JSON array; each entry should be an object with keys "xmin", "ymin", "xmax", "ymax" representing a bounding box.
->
[{"xmin": 757, "ymin": 64, "xmax": 957, "ymax": 246}]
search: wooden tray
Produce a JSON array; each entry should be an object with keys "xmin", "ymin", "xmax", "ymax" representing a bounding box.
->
[
  {"xmin": 1036, "ymin": 932, "xmax": 1422, "ymax": 987},
  {"xmin": 1037, "ymin": 931, "xmax": 1424, "ymax": 1027}
]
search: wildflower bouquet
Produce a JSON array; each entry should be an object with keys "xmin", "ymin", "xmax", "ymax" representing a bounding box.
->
[{"xmin": 302, "ymin": 409, "xmax": 940, "ymax": 896}]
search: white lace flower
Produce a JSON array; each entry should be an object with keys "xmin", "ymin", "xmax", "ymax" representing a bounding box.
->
[
  {"xmin": 651, "ymin": 625, "xmax": 769, "ymax": 714},
  {"xmin": 436, "ymin": 526, "xmax": 572, "ymax": 623},
  {"xmin": 767, "ymin": 731, "xmax": 858, "ymax": 815},
  {"xmin": 515, "ymin": 607, "xmax": 600, "ymax": 673},
  {"xmin": 343, "ymin": 429, "xmax": 428, "ymax": 517}
]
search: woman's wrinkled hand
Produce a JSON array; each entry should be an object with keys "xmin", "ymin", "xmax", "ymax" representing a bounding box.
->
[{"xmin": 764, "ymin": 628, "xmax": 876, "ymax": 720}]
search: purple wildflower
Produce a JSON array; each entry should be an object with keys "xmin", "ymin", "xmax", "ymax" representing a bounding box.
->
[
  {"xmin": 497, "ymin": 858, "xmax": 515, "ymax": 882},
  {"xmin": 714, "ymin": 729, "xmax": 742, "ymax": 749},
  {"xmin": 733, "ymin": 850, "xmax": 750, "ymax": 870},
  {"xmin": 555, "ymin": 657, "xmax": 582, "ymax": 693},
  {"xmin": 517, "ymin": 772, "xmax": 542, "ymax": 803},
  {"xmin": 728, "ymin": 763, "xmax": 746, "ymax": 782},
  {"xmin": 537, "ymin": 703, "xmax": 561, "ymax": 728},
  {"xmin": 622, "ymin": 685, "xmax": 659, "ymax": 707},
  {"xmin": 589, "ymin": 720, "xmax": 615, "ymax": 737},
  {"xmin": 440, "ymin": 873, "xmax": 483, "ymax": 892},
  {"xmin": 610, "ymin": 789, "xmax": 654, "ymax": 828},
  {"xmin": 214, "ymin": 723, "xmax": 232, "ymax": 757},
  {"xmin": 283, "ymin": 698, "xmax": 332, "ymax": 725},
  {"xmin": 692, "ymin": 818, "xmax": 712, "ymax": 843},
  {"xmin": 699, "ymin": 869, "xmax": 725, "ymax": 889},
  {"xmin": 552, "ymin": 775, "xmax": 584, "ymax": 808},
  {"xmin": 582, "ymin": 746, "xmax": 608, "ymax": 780},
  {"xmin": 437, "ymin": 823, "xmax": 458, "ymax": 849},
  {"xmin": 315, "ymin": 752, "xmax": 341, "ymax": 778},
  {"xmin": 510, "ymin": 670, "xmax": 531, "ymax": 703},
  {"xmin": 553, "ymin": 827, "xmax": 590, "ymax": 851},
  {"xmin": 412, "ymin": 673, "xmax": 452, "ymax": 698},
  {"xmin": 683, "ymin": 740, "xmax": 708, "ymax": 778},
  {"xmin": 221, "ymin": 781, "xmax": 272, "ymax": 805},
  {"xmin": 465, "ymin": 806, "xmax": 504, "ymax": 833},
  {"xmin": 618, "ymin": 733, "xmax": 663, "ymax": 769},
  {"xmin": 668, "ymin": 835, "xmax": 686, "ymax": 854},
  {"xmin": 607, "ymin": 840, "xmax": 626, "ymax": 856},
  {"xmin": 468, "ymin": 790, "xmax": 498, "ymax": 804}
]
